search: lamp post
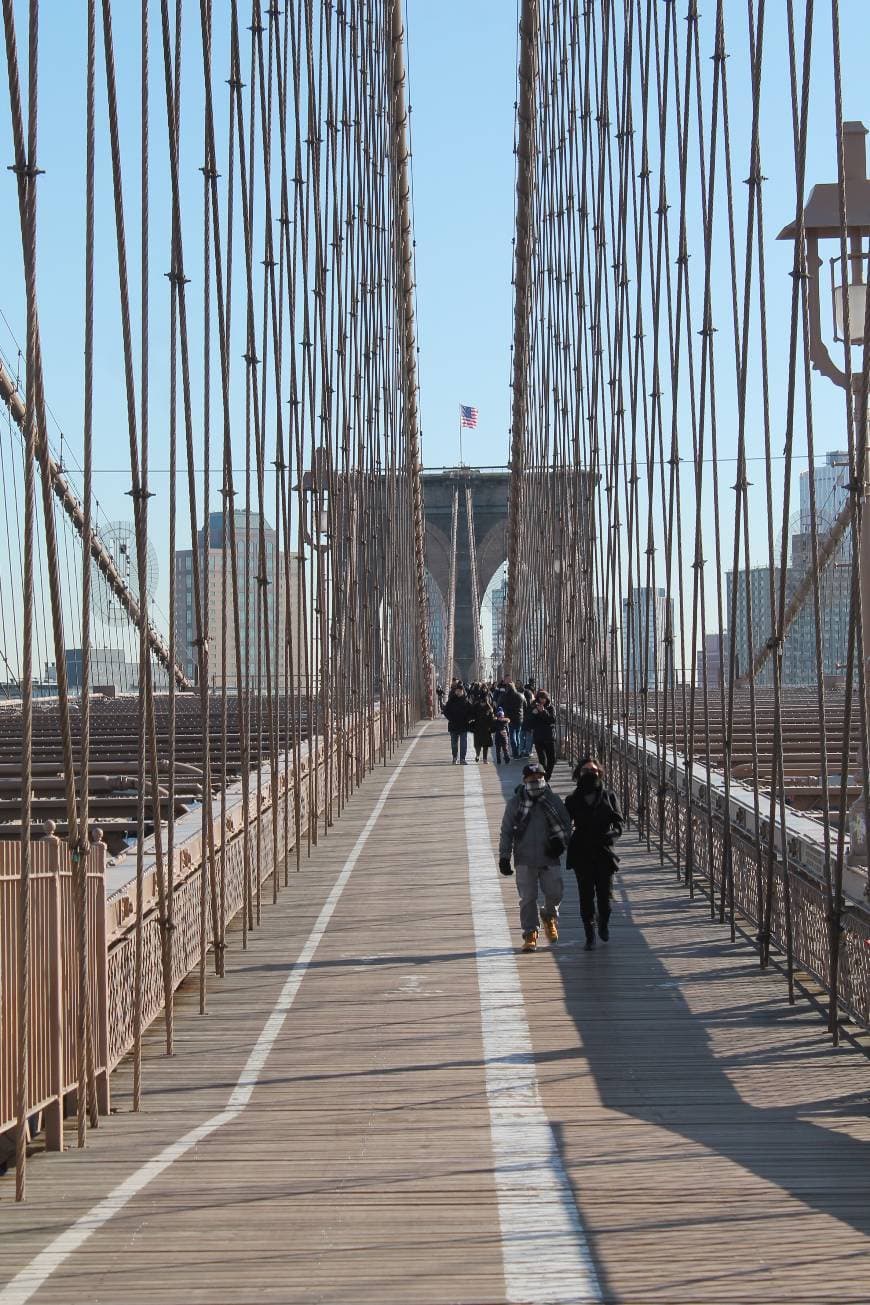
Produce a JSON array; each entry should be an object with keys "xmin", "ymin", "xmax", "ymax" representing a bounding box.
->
[
  {"xmin": 552, "ymin": 552, "xmax": 563, "ymax": 672},
  {"xmin": 778, "ymin": 119, "xmax": 870, "ymax": 877},
  {"xmin": 295, "ymin": 447, "xmax": 332, "ymax": 703},
  {"xmin": 297, "ymin": 447, "xmax": 331, "ymax": 554}
]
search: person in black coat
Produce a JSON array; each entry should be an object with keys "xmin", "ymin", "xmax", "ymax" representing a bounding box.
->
[
  {"xmin": 471, "ymin": 695, "xmax": 496, "ymax": 762},
  {"xmin": 565, "ymin": 756, "xmax": 623, "ymax": 949},
  {"xmin": 529, "ymin": 690, "xmax": 557, "ymax": 779},
  {"xmin": 441, "ymin": 686, "xmax": 473, "ymax": 764}
]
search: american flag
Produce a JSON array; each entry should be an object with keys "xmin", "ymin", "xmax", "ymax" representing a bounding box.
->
[{"xmin": 460, "ymin": 404, "xmax": 478, "ymax": 429}]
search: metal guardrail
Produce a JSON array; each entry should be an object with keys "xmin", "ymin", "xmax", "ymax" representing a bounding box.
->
[
  {"xmin": 562, "ymin": 711, "xmax": 870, "ymax": 1029},
  {"xmin": 2, "ymin": 714, "xmax": 377, "ymax": 1151},
  {"xmin": 1, "ymin": 839, "xmax": 109, "ymax": 1145},
  {"xmin": 104, "ymin": 720, "xmax": 361, "ymax": 1071}
]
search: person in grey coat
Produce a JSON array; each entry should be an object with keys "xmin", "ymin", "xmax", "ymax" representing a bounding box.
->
[{"xmin": 498, "ymin": 762, "xmax": 572, "ymax": 952}]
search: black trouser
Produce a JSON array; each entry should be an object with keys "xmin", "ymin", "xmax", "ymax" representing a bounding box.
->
[
  {"xmin": 535, "ymin": 738, "xmax": 556, "ymax": 778},
  {"xmin": 449, "ymin": 730, "xmax": 468, "ymax": 761},
  {"xmin": 574, "ymin": 866, "xmax": 612, "ymax": 929}
]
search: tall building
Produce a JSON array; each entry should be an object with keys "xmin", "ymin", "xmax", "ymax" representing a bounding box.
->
[
  {"xmin": 426, "ymin": 570, "xmax": 447, "ymax": 683},
  {"xmin": 786, "ymin": 538, "xmax": 852, "ymax": 685},
  {"xmin": 697, "ymin": 631, "xmax": 724, "ymax": 688},
  {"xmin": 725, "ymin": 566, "xmax": 779, "ymax": 687},
  {"xmin": 622, "ymin": 586, "xmax": 672, "ymax": 690},
  {"xmin": 800, "ymin": 450, "xmax": 850, "ymax": 533},
  {"xmin": 725, "ymin": 454, "xmax": 855, "ymax": 688},
  {"xmin": 789, "ymin": 450, "xmax": 852, "ymax": 684},
  {"xmin": 489, "ymin": 573, "xmax": 508, "ymax": 675},
  {"xmin": 175, "ymin": 512, "xmax": 303, "ymax": 691}
]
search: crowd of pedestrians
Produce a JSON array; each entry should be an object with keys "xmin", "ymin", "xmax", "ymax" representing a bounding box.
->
[
  {"xmin": 436, "ymin": 677, "xmax": 557, "ymax": 777},
  {"xmin": 438, "ymin": 675, "xmax": 624, "ymax": 956}
]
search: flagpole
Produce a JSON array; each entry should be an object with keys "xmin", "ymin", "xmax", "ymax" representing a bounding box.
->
[{"xmin": 459, "ymin": 406, "xmax": 463, "ymax": 467}]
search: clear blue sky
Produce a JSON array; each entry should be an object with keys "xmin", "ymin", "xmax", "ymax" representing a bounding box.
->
[
  {"xmin": 405, "ymin": 0, "xmax": 518, "ymax": 472},
  {"xmin": 1, "ymin": 1, "xmax": 869, "ymax": 663},
  {"xmin": 0, "ymin": 0, "xmax": 521, "ymax": 478}
]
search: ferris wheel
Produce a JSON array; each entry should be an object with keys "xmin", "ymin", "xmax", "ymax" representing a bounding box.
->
[{"xmin": 92, "ymin": 520, "xmax": 159, "ymax": 627}]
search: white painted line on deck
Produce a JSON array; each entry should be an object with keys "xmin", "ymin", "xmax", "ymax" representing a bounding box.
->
[
  {"xmin": 464, "ymin": 763, "xmax": 602, "ymax": 1305},
  {"xmin": 0, "ymin": 726, "xmax": 428, "ymax": 1305}
]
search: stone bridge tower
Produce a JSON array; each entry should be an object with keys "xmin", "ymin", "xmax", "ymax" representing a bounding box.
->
[{"xmin": 423, "ymin": 469, "xmax": 509, "ymax": 680}]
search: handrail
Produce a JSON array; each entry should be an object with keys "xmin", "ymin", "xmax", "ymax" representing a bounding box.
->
[{"xmin": 561, "ymin": 707, "xmax": 870, "ymax": 1029}]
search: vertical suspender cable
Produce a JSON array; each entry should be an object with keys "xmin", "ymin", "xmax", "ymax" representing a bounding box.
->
[
  {"xmin": 445, "ymin": 486, "xmax": 459, "ymax": 682},
  {"xmin": 75, "ymin": 0, "xmax": 99, "ymax": 1143},
  {"xmin": 2, "ymin": 0, "xmax": 36, "ymax": 1203},
  {"xmin": 164, "ymin": 0, "xmax": 182, "ymax": 1057},
  {"xmin": 504, "ymin": 0, "xmax": 539, "ymax": 678},
  {"xmin": 465, "ymin": 485, "xmax": 483, "ymax": 680},
  {"xmin": 389, "ymin": 0, "xmax": 432, "ymax": 718}
]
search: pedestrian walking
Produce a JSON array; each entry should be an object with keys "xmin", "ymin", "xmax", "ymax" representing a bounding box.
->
[
  {"xmin": 501, "ymin": 680, "xmax": 526, "ymax": 759},
  {"xmin": 565, "ymin": 756, "xmax": 624, "ymax": 949},
  {"xmin": 441, "ymin": 684, "xmax": 473, "ymax": 764},
  {"xmin": 491, "ymin": 708, "xmax": 511, "ymax": 764},
  {"xmin": 529, "ymin": 690, "xmax": 557, "ymax": 779},
  {"xmin": 498, "ymin": 761, "xmax": 571, "ymax": 952},
  {"xmin": 471, "ymin": 694, "xmax": 495, "ymax": 763},
  {"xmin": 520, "ymin": 687, "xmax": 535, "ymax": 757}
]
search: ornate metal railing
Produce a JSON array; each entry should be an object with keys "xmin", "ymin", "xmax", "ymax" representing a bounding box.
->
[
  {"xmin": 2, "ymin": 713, "xmax": 379, "ymax": 1152},
  {"xmin": 562, "ymin": 712, "xmax": 870, "ymax": 1030},
  {"xmin": 1, "ymin": 838, "xmax": 109, "ymax": 1145},
  {"xmin": 104, "ymin": 720, "xmax": 368, "ymax": 1071}
]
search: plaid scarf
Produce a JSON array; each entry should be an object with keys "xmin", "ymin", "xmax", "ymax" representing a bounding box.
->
[{"xmin": 513, "ymin": 786, "xmax": 565, "ymax": 845}]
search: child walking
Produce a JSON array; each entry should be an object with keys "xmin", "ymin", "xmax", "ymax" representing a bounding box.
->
[{"xmin": 492, "ymin": 709, "xmax": 511, "ymax": 765}]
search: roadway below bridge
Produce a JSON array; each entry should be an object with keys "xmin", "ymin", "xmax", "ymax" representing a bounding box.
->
[{"xmin": 1, "ymin": 727, "xmax": 868, "ymax": 1303}]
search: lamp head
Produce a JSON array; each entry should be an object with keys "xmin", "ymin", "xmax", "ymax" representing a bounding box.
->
[
  {"xmin": 778, "ymin": 122, "xmax": 870, "ymax": 242},
  {"xmin": 778, "ymin": 122, "xmax": 870, "ymax": 388}
]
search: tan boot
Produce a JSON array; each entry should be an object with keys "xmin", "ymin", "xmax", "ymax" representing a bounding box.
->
[{"xmin": 542, "ymin": 915, "xmax": 558, "ymax": 942}]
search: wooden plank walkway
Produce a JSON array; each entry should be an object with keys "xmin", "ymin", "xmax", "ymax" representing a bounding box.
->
[{"xmin": 1, "ymin": 722, "xmax": 869, "ymax": 1303}]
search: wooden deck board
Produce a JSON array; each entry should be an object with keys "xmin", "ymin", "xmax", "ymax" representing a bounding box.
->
[{"xmin": 1, "ymin": 724, "xmax": 869, "ymax": 1303}]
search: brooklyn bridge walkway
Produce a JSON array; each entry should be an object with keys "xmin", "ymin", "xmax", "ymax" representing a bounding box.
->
[{"xmin": 2, "ymin": 726, "xmax": 869, "ymax": 1305}]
